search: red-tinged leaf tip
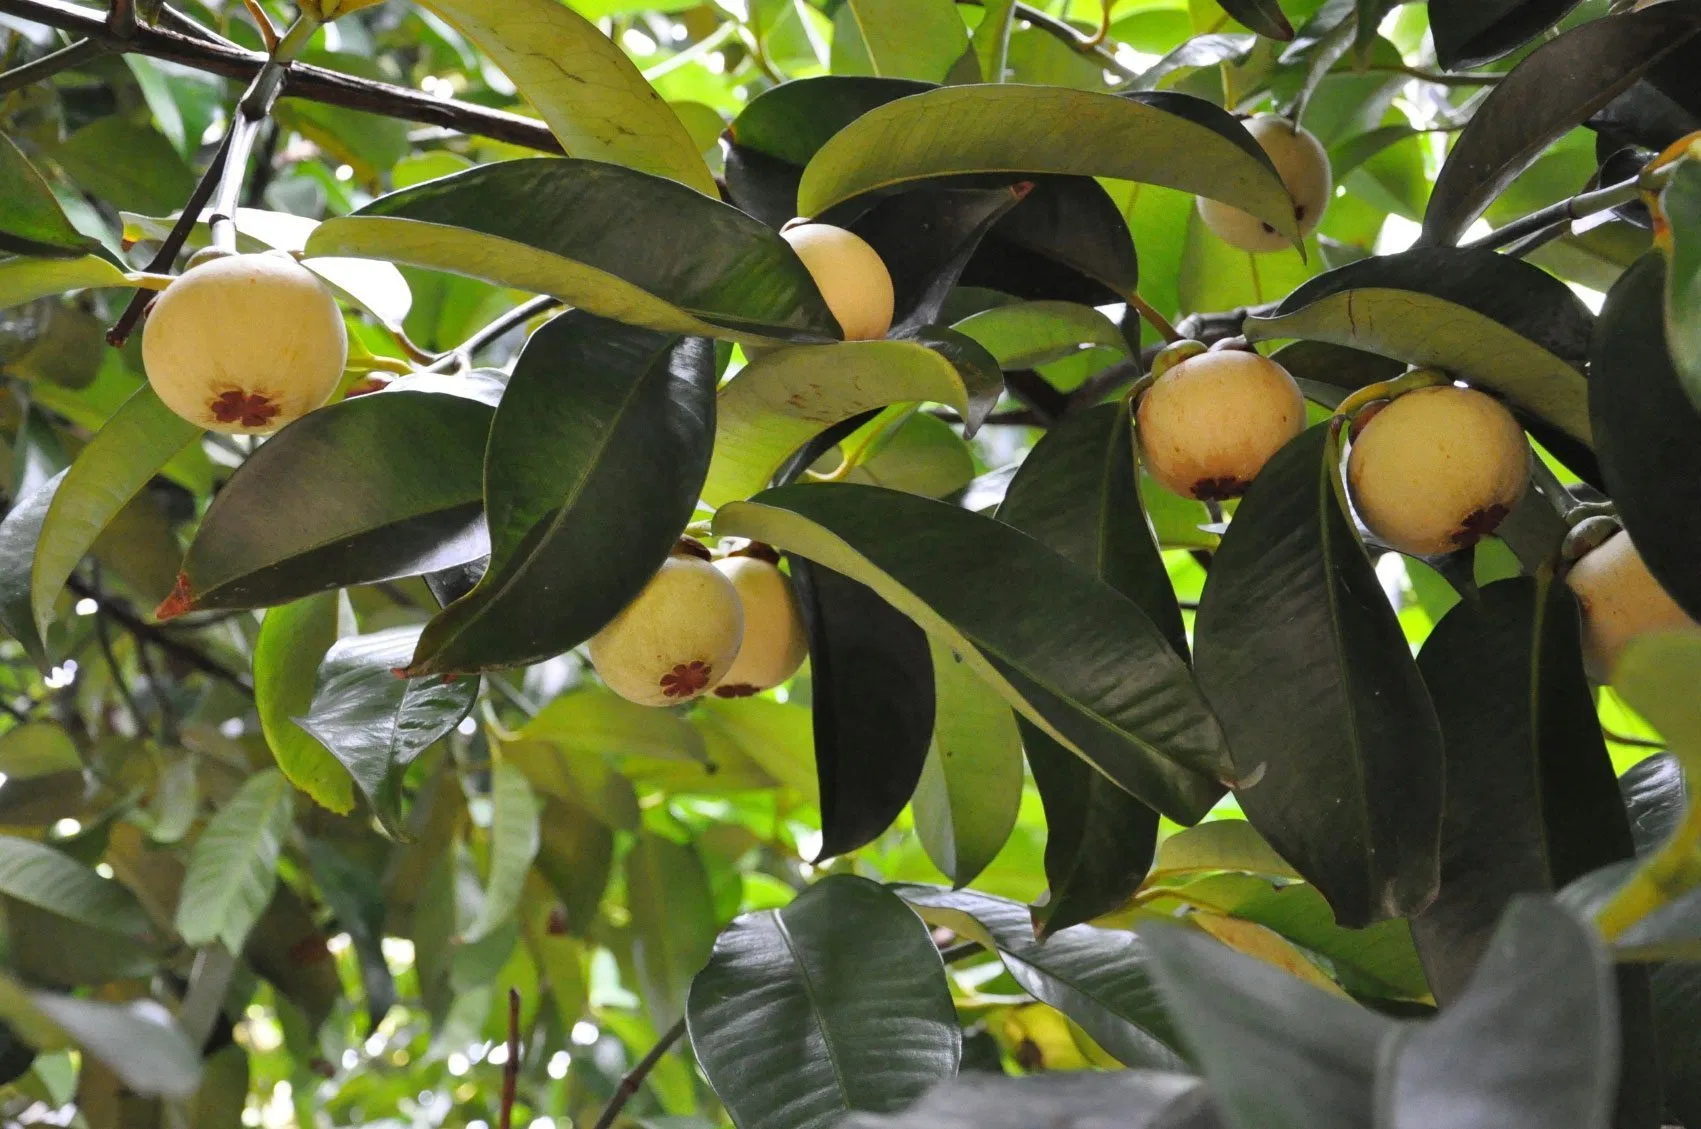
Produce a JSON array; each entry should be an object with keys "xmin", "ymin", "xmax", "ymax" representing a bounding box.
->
[
  {"xmin": 1011, "ymin": 181, "xmax": 1035, "ymax": 201},
  {"xmin": 390, "ymin": 666, "xmax": 410, "ymax": 680},
  {"xmin": 153, "ymin": 573, "xmax": 195, "ymax": 621}
]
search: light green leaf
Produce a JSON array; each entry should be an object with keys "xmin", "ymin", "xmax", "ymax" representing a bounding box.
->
[
  {"xmin": 626, "ymin": 832, "xmax": 717, "ymax": 1028},
  {"xmin": 796, "ymin": 86, "xmax": 1296, "ymax": 237},
  {"xmin": 704, "ymin": 338, "xmax": 1001, "ymax": 507},
  {"xmin": 951, "ymin": 301, "xmax": 1127, "ymax": 370},
  {"xmin": 971, "ymin": 0, "xmax": 1018, "ymax": 81},
  {"xmin": 464, "ymin": 763, "xmax": 541, "ymax": 944},
  {"xmin": 29, "ymin": 388, "xmax": 200, "ymax": 648},
  {"xmin": 0, "ymin": 133, "xmax": 98, "ymax": 257},
  {"xmin": 26, "ymin": 992, "xmax": 201, "ymax": 1099},
  {"xmin": 0, "ymin": 256, "xmax": 129, "ymax": 311},
  {"xmin": 832, "ymin": 0, "xmax": 971, "ymax": 82},
  {"xmin": 0, "ymin": 470, "xmax": 64, "ymax": 671},
  {"xmin": 1150, "ymin": 820, "xmax": 1302, "ymax": 883},
  {"xmin": 175, "ymin": 769, "xmax": 295, "ymax": 952},
  {"xmin": 913, "ymin": 637, "xmax": 1024, "ymax": 887},
  {"xmin": 254, "ymin": 594, "xmax": 355, "ymax": 813},
  {"xmin": 0, "ymin": 835, "xmax": 150, "ymax": 937},
  {"xmin": 0, "ymin": 724, "xmax": 79, "ymax": 780},
  {"xmin": 416, "ymin": 0, "xmax": 715, "ymax": 196}
]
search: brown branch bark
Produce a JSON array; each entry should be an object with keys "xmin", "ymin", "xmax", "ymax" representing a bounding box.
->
[{"xmin": 0, "ymin": 0, "xmax": 564, "ymax": 153}]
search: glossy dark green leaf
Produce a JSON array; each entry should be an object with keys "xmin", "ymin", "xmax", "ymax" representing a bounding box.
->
[
  {"xmin": 998, "ymin": 403, "xmax": 1177, "ymax": 932},
  {"xmin": 1245, "ymin": 247, "xmax": 1596, "ymax": 452},
  {"xmin": 408, "ymin": 312, "xmax": 715, "ymax": 676},
  {"xmin": 1621, "ymin": 754, "xmax": 1685, "ymax": 858},
  {"xmin": 49, "ymin": 118, "xmax": 195, "ymax": 216},
  {"xmin": 838, "ymin": 1071, "xmax": 1219, "ymax": 1129},
  {"xmin": 1651, "ymin": 962, "xmax": 1701, "ymax": 1128},
  {"xmin": 1194, "ymin": 424, "xmax": 1443, "ymax": 928},
  {"xmin": 0, "ymin": 134, "xmax": 98, "ymax": 258},
  {"xmin": 850, "ymin": 184, "xmax": 1028, "ymax": 332},
  {"xmin": 1422, "ymin": 2, "xmax": 1701, "ymax": 246},
  {"xmin": 714, "ymin": 484, "xmax": 1228, "ymax": 824},
  {"xmin": 628, "ymin": 833, "xmax": 717, "ymax": 1028},
  {"xmin": 1127, "ymin": 33, "xmax": 1256, "ymax": 94},
  {"xmin": 687, "ymin": 875, "xmax": 959, "ymax": 1129},
  {"xmin": 1412, "ymin": 578, "xmax": 1634, "ymax": 1001},
  {"xmin": 305, "ymin": 839, "xmax": 396, "ymax": 1036},
  {"xmin": 958, "ymin": 176, "xmax": 1140, "ymax": 307},
  {"xmin": 0, "ymin": 470, "xmax": 65, "ymax": 671},
  {"xmin": 1663, "ymin": 161, "xmax": 1701, "ymax": 414},
  {"xmin": 1383, "ymin": 898, "xmax": 1616, "ymax": 1129},
  {"xmin": 169, "ymin": 374, "xmax": 496, "ymax": 614},
  {"xmin": 1431, "ymin": 0, "xmax": 1584, "ymax": 69},
  {"xmin": 1591, "ymin": 253, "xmax": 1701, "ymax": 622},
  {"xmin": 306, "ymin": 160, "xmax": 839, "ymax": 344},
  {"xmin": 898, "ymin": 884, "xmax": 1185, "ymax": 1070},
  {"xmin": 1220, "ymin": 0, "xmax": 1294, "ymax": 40},
  {"xmin": 1142, "ymin": 920, "xmax": 1393, "ymax": 1129},
  {"xmin": 796, "ymin": 87, "xmax": 1298, "ymax": 240},
  {"xmin": 789, "ymin": 559, "xmax": 934, "ymax": 858},
  {"xmin": 294, "ymin": 626, "xmax": 477, "ymax": 840}
]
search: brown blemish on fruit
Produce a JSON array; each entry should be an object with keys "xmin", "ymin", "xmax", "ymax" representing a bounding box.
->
[
  {"xmin": 1191, "ymin": 476, "xmax": 1249, "ymax": 502},
  {"xmin": 209, "ymin": 389, "xmax": 280, "ymax": 429},
  {"xmin": 153, "ymin": 572, "xmax": 195, "ymax": 621},
  {"xmin": 660, "ymin": 660, "xmax": 712, "ymax": 699},
  {"xmin": 1451, "ymin": 503, "xmax": 1512, "ymax": 548},
  {"xmin": 713, "ymin": 682, "xmax": 760, "ymax": 699}
]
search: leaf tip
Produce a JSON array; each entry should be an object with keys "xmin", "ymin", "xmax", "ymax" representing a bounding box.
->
[{"xmin": 152, "ymin": 573, "xmax": 196, "ymax": 622}]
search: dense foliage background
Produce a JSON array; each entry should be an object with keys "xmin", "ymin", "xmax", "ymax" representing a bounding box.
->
[{"xmin": 0, "ymin": 0, "xmax": 1700, "ymax": 1126}]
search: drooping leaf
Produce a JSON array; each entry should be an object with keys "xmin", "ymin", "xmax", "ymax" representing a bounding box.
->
[
  {"xmin": 1422, "ymin": 2, "xmax": 1701, "ymax": 245},
  {"xmin": 958, "ymin": 176, "xmax": 1141, "ymax": 306},
  {"xmin": 462, "ymin": 763, "xmax": 540, "ymax": 945},
  {"xmin": 1243, "ymin": 248, "xmax": 1595, "ymax": 451},
  {"xmin": 830, "ymin": 0, "xmax": 970, "ymax": 82},
  {"xmin": 306, "ymin": 160, "xmax": 836, "ymax": 344},
  {"xmin": 0, "ymin": 256, "xmax": 128, "ymax": 310},
  {"xmin": 1219, "ymin": 0, "xmax": 1295, "ymax": 41},
  {"xmin": 971, "ymin": 0, "xmax": 1017, "ymax": 82},
  {"xmin": 294, "ymin": 626, "xmax": 477, "ymax": 840},
  {"xmin": 1141, "ymin": 921, "xmax": 1393, "ymax": 1129},
  {"xmin": 714, "ymin": 484, "xmax": 1228, "ymax": 824},
  {"xmin": 796, "ymin": 87, "xmax": 1298, "ymax": 240},
  {"xmin": 24, "ymin": 992, "xmax": 200, "ymax": 1100},
  {"xmin": 167, "ymin": 376, "xmax": 494, "ymax": 614},
  {"xmin": 837, "ymin": 1071, "xmax": 1219, "ymax": 1129},
  {"xmin": 850, "ymin": 184, "xmax": 1029, "ymax": 332},
  {"xmin": 175, "ymin": 769, "xmax": 295, "ymax": 952},
  {"xmin": 703, "ymin": 334, "xmax": 1001, "ymax": 507},
  {"xmin": 0, "ymin": 836, "xmax": 150, "ymax": 939},
  {"xmin": 626, "ymin": 833, "xmax": 717, "ymax": 1028},
  {"xmin": 1430, "ymin": 0, "xmax": 1584, "ymax": 70},
  {"xmin": 732, "ymin": 76, "xmax": 936, "ymax": 168},
  {"xmin": 0, "ymin": 133, "xmax": 98, "ymax": 258},
  {"xmin": 254, "ymin": 593, "xmax": 354, "ymax": 813},
  {"xmin": 30, "ymin": 387, "xmax": 200, "ymax": 651},
  {"xmin": 1591, "ymin": 254, "xmax": 1701, "ymax": 622},
  {"xmin": 414, "ymin": 0, "xmax": 714, "ymax": 194},
  {"xmin": 687, "ymin": 875, "xmax": 959, "ymax": 1129},
  {"xmin": 952, "ymin": 301, "xmax": 1127, "ymax": 370},
  {"xmin": 1651, "ymin": 962, "xmax": 1701, "ymax": 1129},
  {"xmin": 1621, "ymin": 754, "xmax": 1686, "ymax": 858},
  {"xmin": 1662, "ymin": 161, "xmax": 1701, "ymax": 415},
  {"xmin": 1193, "ymin": 424, "xmax": 1444, "ymax": 928},
  {"xmin": 1383, "ymin": 898, "xmax": 1617, "ymax": 1129},
  {"xmin": 789, "ymin": 559, "xmax": 935, "ymax": 858},
  {"xmin": 912, "ymin": 637, "xmax": 1023, "ymax": 887},
  {"xmin": 0, "ymin": 470, "xmax": 66, "ymax": 671},
  {"xmin": 407, "ymin": 312, "xmax": 715, "ymax": 676},
  {"xmin": 1150, "ymin": 820, "xmax": 1302, "ymax": 883},
  {"xmin": 0, "ymin": 724, "xmax": 80, "ymax": 780},
  {"xmin": 898, "ymin": 884, "xmax": 1185, "ymax": 1069}
]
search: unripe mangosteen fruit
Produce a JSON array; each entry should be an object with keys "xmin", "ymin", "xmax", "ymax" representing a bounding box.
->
[
  {"xmin": 1197, "ymin": 114, "xmax": 1332, "ymax": 253},
  {"xmin": 712, "ymin": 551, "xmax": 808, "ymax": 697},
  {"xmin": 780, "ymin": 220, "xmax": 895, "ymax": 341},
  {"xmin": 1565, "ymin": 529, "xmax": 1698, "ymax": 680},
  {"xmin": 588, "ymin": 544, "xmax": 745, "ymax": 707},
  {"xmin": 1136, "ymin": 348, "xmax": 1306, "ymax": 501}
]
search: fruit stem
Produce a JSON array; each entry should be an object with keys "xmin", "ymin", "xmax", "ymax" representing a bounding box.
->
[
  {"xmin": 1596, "ymin": 799, "xmax": 1701, "ymax": 943},
  {"xmin": 423, "ymin": 294, "xmax": 563, "ymax": 373},
  {"xmin": 123, "ymin": 271, "xmax": 175, "ymax": 291},
  {"xmin": 207, "ymin": 14, "xmax": 317, "ymax": 253},
  {"xmin": 1124, "ymin": 291, "xmax": 1182, "ymax": 344},
  {"xmin": 1331, "ymin": 367, "xmax": 1450, "ymax": 421}
]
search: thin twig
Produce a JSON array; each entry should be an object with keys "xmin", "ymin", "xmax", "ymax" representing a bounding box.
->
[
  {"xmin": 1367, "ymin": 63, "xmax": 1503, "ymax": 87},
  {"xmin": 498, "ymin": 988, "xmax": 521, "ymax": 1129},
  {"xmin": 590, "ymin": 1018, "xmax": 688, "ymax": 1129},
  {"xmin": 1012, "ymin": 2, "xmax": 1138, "ymax": 80},
  {"xmin": 64, "ymin": 575, "xmax": 254, "ymax": 695},
  {"xmin": 133, "ymin": 639, "xmax": 178, "ymax": 744},
  {"xmin": 1125, "ymin": 292, "xmax": 1180, "ymax": 344},
  {"xmin": 0, "ymin": 35, "xmax": 107, "ymax": 96},
  {"xmin": 0, "ymin": 0, "xmax": 564, "ymax": 152},
  {"xmin": 1603, "ymin": 727, "xmax": 1665, "ymax": 750},
  {"xmin": 425, "ymin": 296, "xmax": 561, "ymax": 372},
  {"xmin": 1460, "ymin": 174, "xmax": 1643, "ymax": 253},
  {"xmin": 88, "ymin": 569, "xmax": 150, "ymax": 739}
]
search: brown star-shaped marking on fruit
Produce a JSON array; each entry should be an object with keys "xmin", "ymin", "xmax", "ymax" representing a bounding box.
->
[
  {"xmin": 659, "ymin": 660, "xmax": 713, "ymax": 699},
  {"xmin": 1451, "ymin": 503, "xmax": 1512, "ymax": 548},
  {"xmin": 1191, "ymin": 475, "xmax": 1249, "ymax": 502},
  {"xmin": 209, "ymin": 389, "xmax": 280, "ymax": 429}
]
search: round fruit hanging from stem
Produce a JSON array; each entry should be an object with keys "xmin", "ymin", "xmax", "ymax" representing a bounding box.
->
[
  {"xmin": 1197, "ymin": 114, "xmax": 1332, "ymax": 253},
  {"xmin": 589, "ymin": 538, "xmax": 746, "ymax": 707},
  {"xmin": 780, "ymin": 219, "xmax": 895, "ymax": 341},
  {"xmin": 712, "ymin": 543, "xmax": 809, "ymax": 698}
]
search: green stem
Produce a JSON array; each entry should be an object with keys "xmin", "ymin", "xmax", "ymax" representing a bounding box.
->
[
  {"xmin": 208, "ymin": 14, "xmax": 317, "ymax": 251},
  {"xmin": 0, "ymin": 35, "xmax": 107, "ymax": 96},
  {"xmin": 1597, "ymin": 801, "xmax": 1701, "ymax": 941}
]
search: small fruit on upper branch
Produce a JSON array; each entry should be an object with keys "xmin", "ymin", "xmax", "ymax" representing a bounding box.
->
[
  {"xmin": 1565, "ymin": 529, "xmax": 1698, "ymax": 680},
  {"xmin": 1346, "ymin": 384, "xmax": 1529, "ymax": 557},
  {"xmin": 1197, "ymin": 114, "xmax": 1332, "ymax": 253},
  {"xmin": 713, "ymin": 551, "xmax": 808, "ymax": 697},
  {"xmin": 142, "ymin": 250, "xmax": 347, "ymax": 435},
  {"xmin": 589, "ymin": 543, "xmax": 745, "ymax": 707},
  {"xmin": 781, "ymin": 220, "xmax": 895, "ymax": 341},
  {"xmin": 1136, "ymin": 348, "xmax": 1305, "ymax": 500}
]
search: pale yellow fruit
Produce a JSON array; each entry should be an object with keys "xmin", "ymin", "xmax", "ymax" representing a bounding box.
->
[
  {"xmin": 589, "ymin": 554, "xmax": 745, "ymax": 706},
  {"xmin": 713, "ymin": 556, "xmax": 808, "ymax": 697},
  {"xmin": 1347, "ymin": 385, "xmax": 1529, "ymax": 558},
  {"xmin": 143, "ymin": 251, "xmax": 347, "ymax": 434},
  {"xmin": 1136, "ymin": 350, "xmax": 1305, "ymax": 500},
  {"xmin": 1197, "ymin": 115, "xmax": 1333, "ymax": 253},
  {"xmin": 780, "ymin": 221, "xmax": 894, "ymax": 341},
  {"xmin": 1566, "ymin": 529, "xmax": 1698, "ymax": 680}
]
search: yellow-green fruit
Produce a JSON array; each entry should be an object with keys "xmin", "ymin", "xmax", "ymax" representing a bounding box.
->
[
  {"xmin": 588, "ymin": 554, "xmax": 745, "ymax": 706},
  {"xmin": 780, "ymin": 221, "xmax": 895, "ymax": 341},
  {"xmin": 1566, "ymin": 529, "xmax": 1698, "ymax": 680},
  {"xmin": 1346, "ymin": 385, "xmax": 1529, "ymax": 557},
  {"xmin": 142, "ymin": 250, "xmax": 347, "ymax": 434},
  {"xmin": 1136, "ymin": 349, "xmax": 1306, "ymax": 500},
  {"xmin": 712, "ymin": 556, "xmax": 808, "ymax": 697},
  {"xmin": 1197, "ymin": 115, "xmax": 1333, "ymax": 253}
]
